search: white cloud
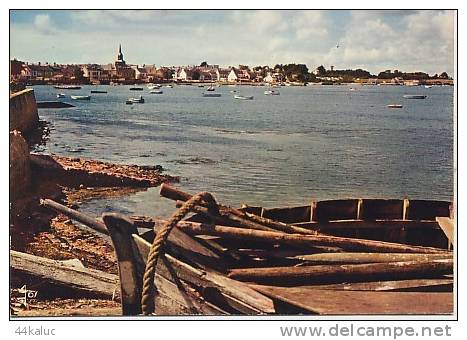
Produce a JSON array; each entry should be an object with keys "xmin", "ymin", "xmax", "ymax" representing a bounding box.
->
[
  {"xmin": 34, "ymin": 14, "xmax": 55, "ymax": 35},
  {"xmin": 10, "ymin": 10, "xmax": 455, "ymax": 75},
  {"xmin": 322, "ymin": 10, "xmax": 455, "ymax": 74},
  {"xmin": 292, "ymin": 11, "xmax": 329, "ymax": 40},
  {"xmin": 232, "ymin": 10, "xmax": 288, "ymax": 34}
]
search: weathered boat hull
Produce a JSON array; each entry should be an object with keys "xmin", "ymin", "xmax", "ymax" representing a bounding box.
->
[{"xmin": 101, "ymin": 189, "xmax": 453, "ymax": 316}]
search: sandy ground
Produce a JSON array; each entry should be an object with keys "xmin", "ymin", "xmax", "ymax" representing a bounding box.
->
[{"xmin": 11, "ymin": 299, "xmax": 121, "ymax": 317}]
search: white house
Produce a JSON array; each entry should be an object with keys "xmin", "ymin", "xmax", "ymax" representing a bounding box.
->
[
  {"xmin": 177, "ymin": 67, "xmax": 195, "ymax": 81},
  {"xmin": 263, "ymin": 72, "xmax": 274, "ymax": 83},
  {"xmin": 227, "ymin": 69, "xmax": 238, "ymax": 82}
]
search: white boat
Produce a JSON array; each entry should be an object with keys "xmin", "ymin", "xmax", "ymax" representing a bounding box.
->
[
  {"xmin": 70, "ymin": 95, "xmax": 91, "ymax": 100},
  {"xmin": 202, "ymin": 93, "xmax": 221, "ymax": 97},
  {"xmin": 147, "ymin": 84, "xmax": 161, "ymax": 90},
  {"xmin": 403, "ymin": 94, "xmax": 427, "ymax": 99},
  {"xmin": 56, "ymin": 93, "xmax": 66, "ymax": 98},
  {"xmin": 150, "ymin": 90, "xmax": 163, "ymax": 94},
  {"xmin": 128, "ymin": 95, "xmax": 144, "ymax": 103},
  {"xmin": 387, "ymin": 104, "xmax": 403, "ymax": 108},
  {"xmin": 54, "ymin": 85, "xmax": 81, "ymax": 90},
  {"xmin": 234, "ymin": 95, "xmax": 254, "ymax": 100},
  {"xmin": 425, "ymin": 85, "xmax": 433, "ymax": 89},
  {"xmin": 206, "ymin": 85, "xmax": 216, "ymax": 92},
  {"xmin": 165, "ymin": 84, "xmax": 174, "ymax": 88},
  {"xmin": 264, "ymin": 90, "xmax": 280, "ymax": 95}
]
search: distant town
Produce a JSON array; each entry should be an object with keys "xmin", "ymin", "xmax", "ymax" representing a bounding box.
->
[{"xmin": 10, "ymin": 45, "xmax": 454, "ymax": 87}]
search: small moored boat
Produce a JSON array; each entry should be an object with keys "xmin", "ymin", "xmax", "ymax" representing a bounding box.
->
[
  {"xmin": 70, "ymin": 95, "xmax": 91, "ymax": 100},
  {"xmin": 387, "ymin": 104, "xmax": 403, "ymax": 108},
  {"xmin": 147, "ymin": 84, "xmax": 161, "ymax": 90},
  {"xmin": 56, "ymin": 93, "xmax": 66, "ymax": 98},
  {"xmin": 264, "ymin": 90, "xmax": 280, "ymax": 95},
  {"xmin": 150, "ymin": 90, "xmax": 163, "ymax": 94},
  {"xmin": 202, "ymin": 93, "xmax": 221, "ymax": 97},
  {"xmin": 234, "ymin": 95, "xmax": 254, "ymax": 100},
  {"xmin": 403, "ymin": 95, "xmax": 427, "ymax": 99},
  {"xmin": 128, "ymin": 95, "xmax": 144, "ymax": 103},
  {"xmin": 53, "ymin": 85, "xmax": 81, "ymax": 90},
  {"xmin": 130, "ymin": 87, "xmax": 144, "ymax": 91},
  {"xmin": 206, "ymin": 85, "xmax": 216, "ymax": 92}
]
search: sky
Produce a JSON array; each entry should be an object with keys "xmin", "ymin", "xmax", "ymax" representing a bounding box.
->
[{"xmin": 10, "ymin": 10, "xmax": 455, "ymax": 75}]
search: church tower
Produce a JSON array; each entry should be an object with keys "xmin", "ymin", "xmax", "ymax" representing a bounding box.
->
[{"xmin": 115, "ymin": 44, "xmax": 125, "ymax": 66}]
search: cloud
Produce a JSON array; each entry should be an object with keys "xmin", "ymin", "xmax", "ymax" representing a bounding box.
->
[
  {"xmin": 292, "ymin": 11, "xmax": 329, "ymax": 40},
  {"xmin": 10, "ymin": 10, "xmax": 455, "ymax": 75},
  {"xmin": 232, "ymin": 10, "xmax": 288, "ymax": 34},
  {"xmin": 34, "ymin": 14, "xmax": 56, "ymax": 35},
  {"xmin": 322, "ymin": 10, "xmax": 455, "ymax": 74}
]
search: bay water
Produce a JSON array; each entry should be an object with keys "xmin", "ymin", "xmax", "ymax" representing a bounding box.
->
[{"xmin": 33, "ymin": 84, "xmax": 454, "ymax": 219}]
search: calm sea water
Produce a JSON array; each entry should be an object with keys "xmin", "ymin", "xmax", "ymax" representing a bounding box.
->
[{"xmin": 32, "ymin": 84, "xmax": 454, "ymax": 219}]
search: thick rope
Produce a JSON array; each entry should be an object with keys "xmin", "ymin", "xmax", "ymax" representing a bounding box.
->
[{"xmin": 141, "ymin": 191, "xmax": 218, "ymax": 315}]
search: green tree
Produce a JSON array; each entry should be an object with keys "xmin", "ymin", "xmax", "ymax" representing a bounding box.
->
[
  {"xmin": 192, "ymin": 70, "xmax": 201, "ymax": 80},
  {"xmin": 163, "ymin": 68, "xmax": 174, "ymax": 81},
  {"xmin": 316, "ymin": 65, "xmax": 326, "ymax": 75},
  {"xmin": 439, "ymin": 72, "xmax": 449, "ymax": 79},
  {"xmin": 200, "ymin": 61, "xmax": 208, "ymax": 67}
]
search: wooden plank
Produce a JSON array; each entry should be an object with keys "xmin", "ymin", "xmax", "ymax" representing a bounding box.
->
[
  {"xmin": 290, "ymin": 220, "xmax": 442, "ymax": 233},
  {"xmin": 250, "ymin": 286, "xmax": 453, "ymax": 315},
  {"xmin": 132, "ymin": 234, "xmax": 275, "ymax": 314},
  {"xmin": 228, "ymin": 260, "xmax": 453, "ymax": 285},
  {"xmin": 153, "ymin": 263, "xmax": 228, "ymax": 315},
  {"xmin": 41, "ymin": 199, "xmax": 108, "ymax": 234},
  {"xmin": 409, "ymin": 200, "xmax": 452, "ymax": 220},
  {"xmin": 10, "ymin": 250, "xmax": 119, "ymax": 299},
  {"xmin": 163, "ymin": 184, "xmax": 316, "ymax": 234},
  {"xmin": 361, "ymin": 199, "xmax": 404, "ymax": 220},
  {"xmin": 174, "ymin": 221, "xmax": 449, "ymax": 253},
  {"xmin": 294, "ymin": 252, "xmax": 453, "ymax": 264},
  {"xmin": 315, "ymin": 199, "xmax": 359, "ymax": 222},
  {"xmin": 286, "ymin": 279, "xmax": 453, "ymax": 292},
  {"xmin": 149, "ymin": 219, "xmax": 225, "ymax": 272},
  {"xmin": 261, "ymin": 206, "xmax": 311, "ymax": 224},
  {"xmin": 436, "ymin": 217, "xmax": 454, "ymax": 247}
]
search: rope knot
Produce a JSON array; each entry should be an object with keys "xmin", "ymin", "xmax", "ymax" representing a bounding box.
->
[{"xmin": 140, "ymin": 191, "xmax": 217, "ymax": 315}]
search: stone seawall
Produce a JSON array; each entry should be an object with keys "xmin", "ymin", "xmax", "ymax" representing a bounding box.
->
[
  {"xmin": 10, "ymin": 131, "xmax": 31, "ymax": 200},
  {"xmin": 10, "ymin": 88, "xmax": 39, "ymax": 134}
]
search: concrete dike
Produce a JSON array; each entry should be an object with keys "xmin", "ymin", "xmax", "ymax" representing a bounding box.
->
[{"xmin": 9, "ymin": 89, "xmax": 39, "ymax": 135}]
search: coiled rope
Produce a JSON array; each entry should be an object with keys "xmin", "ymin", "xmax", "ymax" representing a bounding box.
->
[{"xmin": 141, "ymin": 191, "xmax": 219, "ymax": 315}]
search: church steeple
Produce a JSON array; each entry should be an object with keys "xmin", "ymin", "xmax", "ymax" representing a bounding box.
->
[{"xmin": 116, "ymin": 44, "xmax": 125, "ymax": 64}]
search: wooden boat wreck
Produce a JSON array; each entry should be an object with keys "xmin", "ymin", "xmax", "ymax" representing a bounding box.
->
[{"xmin": 40, "ymin": 184, "xmax": 454, "ymax": 316}]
